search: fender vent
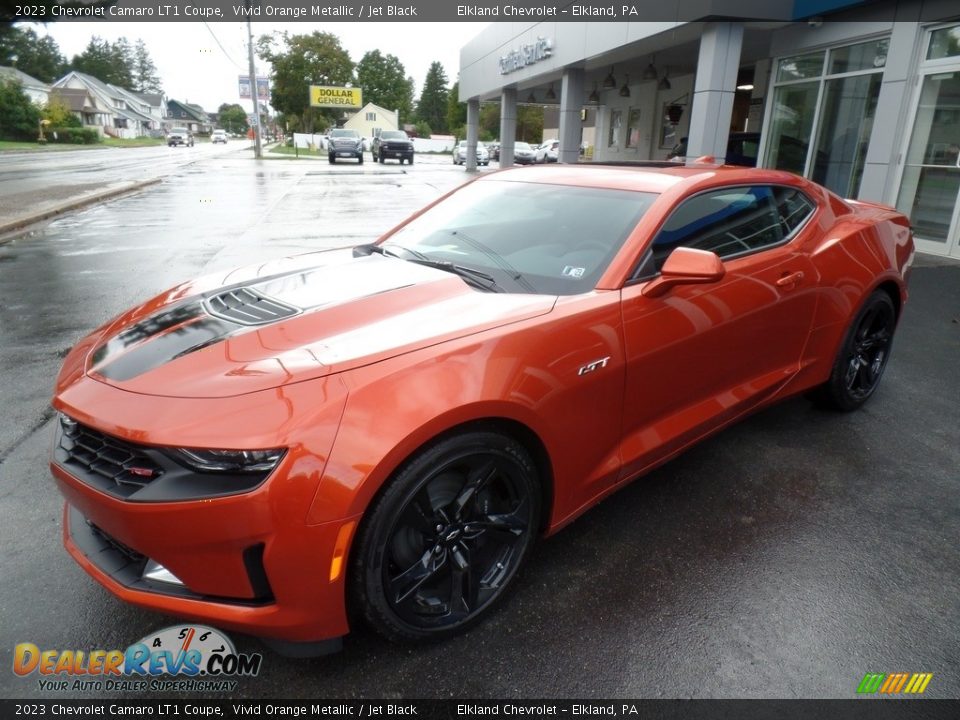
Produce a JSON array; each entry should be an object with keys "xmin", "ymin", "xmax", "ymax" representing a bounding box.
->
[{"xmin": 204, "ymin": 287, "xmax": 299, "ymax": 326}]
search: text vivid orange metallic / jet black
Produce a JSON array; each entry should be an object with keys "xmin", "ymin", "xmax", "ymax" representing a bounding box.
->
[{"xmin": 50, "ymin": 164, "xmax": 914, "ymax": 653}]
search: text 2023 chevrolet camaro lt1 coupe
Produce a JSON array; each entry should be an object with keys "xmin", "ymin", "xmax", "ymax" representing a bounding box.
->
[{"xmin": 51, "ymin": 164, "xmax": 913, "ymax": 654}]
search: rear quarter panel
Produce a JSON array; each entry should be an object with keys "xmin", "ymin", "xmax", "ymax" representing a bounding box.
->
[{"xmin": 788, "ymin": 195, "xmax": 913, "ymax": 392}]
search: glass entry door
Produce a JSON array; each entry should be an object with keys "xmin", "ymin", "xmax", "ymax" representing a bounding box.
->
[{"xmin": 897, "ymin": 28, "xmax": 960, "ymax": 257}]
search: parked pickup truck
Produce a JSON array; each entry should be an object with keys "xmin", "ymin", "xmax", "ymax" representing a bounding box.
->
[{"xmin": 372, "ymin": 130, "xmax": 414, "ymax": 165}]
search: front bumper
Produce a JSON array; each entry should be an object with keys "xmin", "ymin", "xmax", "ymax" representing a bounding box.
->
[
  {"xmin": 50, "ymin": 372, "xmax": 355, "ymax": 644},
  {"xmin": 379, "ymin": 145, "xmax": 413, "ymax": 159},
  {"xmin": 56, "ymin": 464, "xmax": 357, "ymax": 643}
]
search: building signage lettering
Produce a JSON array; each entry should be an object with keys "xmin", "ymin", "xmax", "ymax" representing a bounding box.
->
[
  {"xmin": 499, "ymin": 37, "xmax": 553, "ymax": 75},
  {"xmin": 309, "ymin": 86, "xmax": 363, "ymax": 109}
]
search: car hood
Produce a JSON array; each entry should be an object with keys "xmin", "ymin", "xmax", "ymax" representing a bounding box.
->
[{"xmin": 80, "ymin": 249, "xmax": 556, "ymax": 398}]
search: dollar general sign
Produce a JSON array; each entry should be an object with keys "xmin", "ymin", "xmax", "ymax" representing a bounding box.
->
[{"xmin": 310, "ymin": 86, "xmax": 363, "ymax": 109}]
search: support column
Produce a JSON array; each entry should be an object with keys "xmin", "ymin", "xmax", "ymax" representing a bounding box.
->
[
  {"xmin": 686, "ymin": 22, "xmax": 744, "ymax": 163},
  {"xmin": 558, "ymin": 68, "xmax": 585, "ymax": 164},
  {"xmin": 466, "ymin": 98, "xmax": 480, "ymax": 171},
  {"xmin": 499, "ymin": 88, "xmax": 517, "ymax": 167}
]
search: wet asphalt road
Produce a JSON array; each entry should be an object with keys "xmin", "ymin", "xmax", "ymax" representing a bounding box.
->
[{"xmin": 0, "ymin": 151, "xmax": 958, "ymax": 700}]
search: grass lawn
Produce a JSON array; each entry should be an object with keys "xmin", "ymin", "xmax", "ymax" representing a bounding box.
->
[
  {"xmin": 0, "ymin": 136, "xmax": 167, "ymax": 151},
  {"xmin": 0, "ymin": 140, "xmax": 80, "ymax": 151}
]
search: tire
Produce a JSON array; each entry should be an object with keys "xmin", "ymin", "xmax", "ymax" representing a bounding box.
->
[
  {"xmin": 351, "ymin": 430, "xmax": 541, "ymax": 643},
  {"xmin": 358, "ymin": 154, "xmax": 364, "ymax": 164},
  {"xmin": 407, "ymin": 156, "xmax": 414, "ymax": 165},
  {"xmin": 329, "ymin": 155, "xmax": 335, "ymax": 164},
  {"xmin": 380, "ymin": 154, "xmax": 385, "ymax": 164},
  {"xmin": 815, "ymin": 290, "xmax": 897, "ymax": 411}
]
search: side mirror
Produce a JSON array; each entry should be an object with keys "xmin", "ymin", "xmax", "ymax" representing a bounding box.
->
[{"xmin": 641, "ymin": 247, "xmax": 726, "ymax": 298}]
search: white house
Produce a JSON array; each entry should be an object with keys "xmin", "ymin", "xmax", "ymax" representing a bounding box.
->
[{"xmin": 343, "ymin": 103, "xmax": 399, "ymax": 140}]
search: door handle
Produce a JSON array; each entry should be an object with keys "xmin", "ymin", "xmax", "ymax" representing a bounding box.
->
[{"xmin": 776, "ymin": 271, "xmax": 805, "ymax": 288}]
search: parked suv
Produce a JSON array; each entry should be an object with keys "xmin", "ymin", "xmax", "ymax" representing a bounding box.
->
[
  {"xmin": 167, "ymin": 128, "xmax": 194, "ymax": 147},
  {"xmin": 372, "ymin": 130, "xmax": 414, "ymax": 165},
  {"xmin": 328, "ymin": 128, "xmax": 364, "ymax": 164}
]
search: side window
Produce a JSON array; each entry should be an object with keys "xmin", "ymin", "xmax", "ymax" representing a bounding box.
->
[{"xmin": 648, "ymin": 185, "xmax": 814, "ymax": 272}]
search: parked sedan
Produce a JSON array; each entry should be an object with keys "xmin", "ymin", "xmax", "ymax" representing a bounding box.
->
[
  {"xmin": 51, "ymin": 164, "xmax": 912, "ymax": 655},
  {"xmin": 453, "ymin": 140, "xmax": 489, "ymax": 165}
]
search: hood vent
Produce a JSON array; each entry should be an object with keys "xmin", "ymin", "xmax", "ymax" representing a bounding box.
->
[{"xmin": 203, "ymin": 287, "xmax": 300, "ymax": 326}]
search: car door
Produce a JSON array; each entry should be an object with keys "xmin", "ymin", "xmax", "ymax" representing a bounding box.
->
[{"xmin": 617, "ymin": 184, "xmax": 820, "ymax": 481}]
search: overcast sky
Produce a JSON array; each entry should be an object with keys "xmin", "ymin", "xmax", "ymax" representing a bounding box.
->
[{"xmin": 36, "ymin": 22, "xmax": 489, "ymax": 114}]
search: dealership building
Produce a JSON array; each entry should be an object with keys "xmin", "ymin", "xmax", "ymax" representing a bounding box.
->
[{"xmin": 458, "ymin": 0, "xmax": 960, "ymax": 259}]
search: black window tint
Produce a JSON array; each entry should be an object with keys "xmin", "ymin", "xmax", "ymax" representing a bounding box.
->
[
  {"xmin": 650, "ymin": 185, "xmax": 814, "ymax": 271},
  {"xmin": 775, "ymin": 186, "xmax": 816, "ymax": 234}
]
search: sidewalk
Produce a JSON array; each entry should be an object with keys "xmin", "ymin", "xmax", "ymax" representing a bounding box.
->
[{"xmin": 0, "ymin": 177, "xmax": 161, "ymax": 242}]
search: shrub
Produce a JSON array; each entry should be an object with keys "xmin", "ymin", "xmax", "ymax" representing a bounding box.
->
[
  {"xmin": 47, "ymin": 127, "xmax": 101, "ymax": 144},
  {"xmin": 0, "ymin": 79, "xmax": 42, "ymax": 141}
]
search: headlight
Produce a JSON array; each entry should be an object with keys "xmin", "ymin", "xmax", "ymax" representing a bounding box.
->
[{"xmin": 171, "ymin": 448, "xmax": 286, "ymax": 473}]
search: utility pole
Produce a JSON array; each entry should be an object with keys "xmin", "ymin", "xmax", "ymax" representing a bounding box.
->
[{"xmin": 245, "ymin": 1, "xmax": 262, "ymax": 159}]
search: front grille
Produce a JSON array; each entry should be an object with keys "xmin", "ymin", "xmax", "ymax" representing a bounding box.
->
[
  {"xmin": 58, "ymin": 415, "xmax": 164, "ymax": 498},
  {"xmin": 203, "ymin": 287, "xmax": 299, "ymax": 326},
  {"xmin": 86, "ymin": 520, "xmax": 145, "ymax": 564}
]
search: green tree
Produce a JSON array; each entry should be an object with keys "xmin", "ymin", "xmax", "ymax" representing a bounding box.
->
[
  {"xmin": 217, "ymin": 103, "xmax": 249, "ymax": 135},
  {"xmin": 0, "ymin": 80, "xmax": 42, "ymax": 141},
  {"xmin": 42, "ymin": 94, "xmax": 81, "ymax": 128},
  {"xmin": 355, "ymin": 50, "xmax": 414, "ymax": 123},
  {"xmin": 257, "ymin": 31, "xmax": 353, "ymax": 134},
  {"xmin": 446, "ymin": 81, "xmax": 467, "ymax": 137},
  {"xmin": 0, "ymin": 27, "xmax": 67, "ymax": 83},
  {"xmin": 413, "ymin": 121, "xmax": 432, "ymax": 138},
  {"xmin": 131, "ymin": 39, "xmax": 162, "ymax": 94},
  {"xmin": 70, "ymin": 36, "xmax": 132, "ymax": 87},
  {"xmin": 516, "ymin": 106, "xmax": 545, "ymax": 144},
  {"xmin": 479, "ymin": 103, "xmax": 500, "ymax": 140},
  {"xmin": 416, "ymin": 61, "xmax": 449, "ymax": 134}
]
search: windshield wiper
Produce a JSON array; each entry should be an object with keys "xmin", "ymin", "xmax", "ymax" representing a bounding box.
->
[
  {"xmin": 406, "ymin": 257, "xmax": 504, "ymax": 292},
  {"xmin": 441, "ymin": 229, "xmax": 537, "ymax": 293},
  {"xmin": 354, "ymin": 243, "xmax": 503, "ymax": 292}
]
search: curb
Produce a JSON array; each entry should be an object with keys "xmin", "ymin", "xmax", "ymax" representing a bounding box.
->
[{"xmin": 0, "ymin": 177, "xmax": 162, "ymax": 241}]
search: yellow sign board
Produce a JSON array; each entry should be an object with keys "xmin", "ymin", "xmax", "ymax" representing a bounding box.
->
[{"xmin": 310, "ymin": 86, "xmax": 363, "ymax": 109}]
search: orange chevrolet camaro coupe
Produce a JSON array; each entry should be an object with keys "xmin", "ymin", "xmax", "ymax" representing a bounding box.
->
[{"xmin": 51, "ymin": 164, "xmax": 914, "ymax": 654}]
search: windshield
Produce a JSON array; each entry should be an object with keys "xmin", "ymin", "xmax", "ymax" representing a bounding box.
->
[
  {"xmin": 515, "ymin": 143, "xmax": 532, "ymax": 151},
  {"xmin": 171, "ymin": 128, "xmax": 188, "ymax": 134},
  {"xmin": 381, "ymin": 131, "xmax": 406, "ymax": 139},
  {"xmin": 331, "ymin": 129, "xmax": 358, "ymax": 138},
  {"xmin": 382, "ymin": 180, "xmax": 657, "ymax": 295}
]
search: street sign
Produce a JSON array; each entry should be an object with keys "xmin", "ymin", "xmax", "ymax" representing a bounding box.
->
[{"xmin": 309, "ymin": 86, "xmax": 362, "ymax": 109}]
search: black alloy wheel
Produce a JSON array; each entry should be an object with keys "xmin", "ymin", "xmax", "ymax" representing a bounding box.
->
[
  {"xmin": 818, "ymin": 290, "xmax": 897, "ymax": 411},
  {"xmin": 352, "ymin": 431, "xmax": 541, "ymax": 642}
]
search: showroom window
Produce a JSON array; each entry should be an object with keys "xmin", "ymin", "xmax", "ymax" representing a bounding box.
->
[
  {"xmin": 764, "ymin": 38, "xmax": 888, "ymax": 198},
  {"xmin": 896, "ymin": 23, "xmax": 960, "ymax": 254}
]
